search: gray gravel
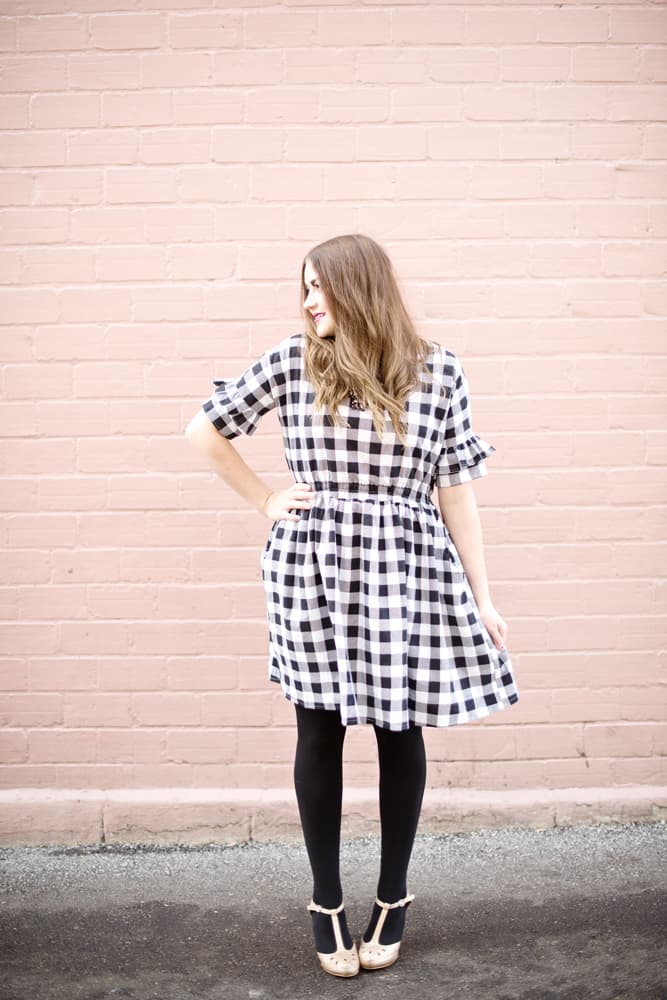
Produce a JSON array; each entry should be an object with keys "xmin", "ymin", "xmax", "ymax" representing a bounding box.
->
[{"xmin": 1, "ymin": 821, "xmax": 666, "ymax": 1000}]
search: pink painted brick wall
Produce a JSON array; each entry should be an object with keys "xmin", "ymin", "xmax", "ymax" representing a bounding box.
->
[{"xmin": 1, "ymin": 2, "xmax": 666, "ymax": 812}]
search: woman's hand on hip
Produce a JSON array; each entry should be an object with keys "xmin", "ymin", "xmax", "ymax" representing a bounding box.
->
[{"xmin": 260, "ymin": 482, "xmax": 314, "ymax": 523}]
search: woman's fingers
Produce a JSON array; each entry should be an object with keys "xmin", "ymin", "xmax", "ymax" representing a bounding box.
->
[
  {"xmin": 289, "ymin": 483, "xmax": 314, "ymax": 508},
  {"xmin": 272, "ymin": 483, "xmax": 314, "ymax": 521}
]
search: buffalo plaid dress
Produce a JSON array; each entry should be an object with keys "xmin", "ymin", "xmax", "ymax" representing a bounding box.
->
[{"xmin": 201, "ymin": 332, "xmax": 519, "ymax": 731}]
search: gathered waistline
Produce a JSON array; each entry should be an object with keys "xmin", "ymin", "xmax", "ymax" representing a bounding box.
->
[{"xmin": 308, "ymin": 480, "xmax": 432, "ymax": 506}]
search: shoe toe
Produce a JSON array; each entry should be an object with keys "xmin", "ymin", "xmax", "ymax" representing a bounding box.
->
[
  {"xmin": 318, "ymin": 946, "xmax": 360, "ymax": 977},
  {"xmin": 358, "ymin": 940, "xmax": 401, "ymax": 970}
]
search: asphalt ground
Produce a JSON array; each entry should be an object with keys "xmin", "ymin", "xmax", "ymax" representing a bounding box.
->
[{"xmin": 1, "ymin": 821, "xmax": 665, "ymax": 1000}]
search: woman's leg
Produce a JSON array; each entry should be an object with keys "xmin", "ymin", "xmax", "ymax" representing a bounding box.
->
[
  {"xmin": 363, "ymin": 723, "xmax": 427, "ymax": 945},
  {"xmin": 293, "ymin": 703, "xmax": 353, "ymax": 952}
]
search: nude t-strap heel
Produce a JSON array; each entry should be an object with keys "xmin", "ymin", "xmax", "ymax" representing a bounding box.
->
[
  {"xmin": 358, "ymin": 893, "xmax": 415, "ymax": 970},
  {"xmin": 307, "ymin": 900, "xmax": 360, "ymax": 978}
]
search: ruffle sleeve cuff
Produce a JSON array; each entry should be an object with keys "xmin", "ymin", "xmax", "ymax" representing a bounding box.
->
[
  {"xmin": 435, "ymin": 433, "xmax": 496, "ymax": 488},
  {"xmin": 200, "ymin": 342, "xmax": 285, "ymax": 439},
  {"xmin": 202, "ymin": 378, "xmax": 253, "ymax": 439}
]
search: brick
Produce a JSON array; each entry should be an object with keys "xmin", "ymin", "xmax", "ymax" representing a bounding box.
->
[
  {"xmin": 58, "ymin": 622, "xmax": 130, "ymax": 655},
  {"xmin": 2, "ymin": 438, "xmax": 74, "ymax": 475},
  {"xmin": 0, "ymin": 94, "xmax": 29, "ymax": 130},
  {"xmin": 60, "ymin": 286, "xmax": 131, "ymax": 322},
  {"xmin": 97, "ymin": 729, "xmax": 165, "ymax": 764},
  {"xmin": 615, "ymin": 163, "xmax": 667, "ymax": 199},
  {"xmin": 0, "ymin": 766, "xmax": 62, "ymax": 794},
  {"xmin": 0, "ymin": 730, "xmax": 29, "ymax": 764},
  {"xmin": 17, "ymin": 14, "xmax": 87, "ymax": 51},
  {"xmin": 584, "ymin": 722, "xmax": 667, "ymax": 758},
  {"xmin": 0, "ymin": 623, "xmax": 57, "ymax": 655},
  {"xmin": 0, "ymin": 56, "xmax": 67, "ymax": 93},
  {"xmin": 30, "ymin": 658, "xmax": 98, "ymax": 691},
  {"xmin": 0, "ymin": 287, "xmax": 59, "ymax": 324},
  {"xmin": 0, "ymin": 660, "xmax": 28, "ymax": 691},
  {"xmin": 168, "ymin": 12, "xmax": 242, "ymax": 50},
  {"xmin": 538, "ymin": 9, "xmax": 609, "ymax": 43},
  {"xmin": 140, "ymin": 52, "xmax": 212, "ymax": 89},
  {"xmin": 77, "ymin": 511, "xmax": 149, "ymax": 548},
  {"xmin": 610, "ymin": 10, "xmax": 667, "ymax": 44},
  {"xmin": 105, "ymin": 167, "xmax": 176, "ymax": 202},
  {"xmin": 118, "ymin": 546, "xmax": 190, "ymax": 582},
  {"xmin": 392, "ymin": 9, "xmax": 464, "ymax": 45},
  {"xmin": 571, "ymin": 46, "xmax": 639, "ymax": 84},
  {"xmin": 108, "ymin": 474, "xmax": 181, "ymax": 511},
  {"xmin": 236, "ymin": 657, "xmax": 271, "ymax": 692},
  {"xmin": 28, "ymin": 730, "xmax": 96, "ymax": 764},
  {"xmin": 128, "ymin": 621, "xmax": 205, "ymax": 656},
  {"xmin": 0, "ymin": 252, "xmax": 21, "ymax": 285},
  {"xmin": 0, "ymin": 693, "xmax": 62, "ymax": 727},
  {"xmin": 31, "ymin": 93, "xmax": 99, "ymax": 128},
  {"xmin": 63, "ymin": 694, "xmax": 133, "ymax": 727},
  {"xmin": 50, "ymin": 548, "xmax": 113, "ymax": 584},
  {"xmin": 213, "ymin": 51, "xmax": 282, "ymax": 87},
  {"xmin": 0, "ymin": 18, "xmax": 16, "ymax": 50},
  {"xmin": 76, "ymin": 436, "xmax": 146, "ymax": 473},
  {"xmin": 243, "ymin": 11, "xmax": 317, "ymax": 49},
  {"xmin": 18, "ymin": 583, "xmax": 84, "ymax": 619},
  {"xmin": 156, "ymin": 583, "xmax": 260, "ymax": 619},
  {"xmin": 33, "ymin": 326, "xmax": 106, "ymax": 360},
  {"xmin": 0, "ymin": 584, "xmax": 17, "ymax": 619},
  {"xmin": 68, "ymin": 54, "xmax": 140, "ymax": 91},
  {"xmin": 237, "ymin": 728, "xmax": 295, "ymax": 764},
  {"xmin": 166, "ymin": 656, "xmax": 237, "ymax": 692},
  {"xmin": 109, "ymin": 399, "xmax": 178, "ymax": 432},
  {"xmin": 642, "ymin": 51, "xmax": 667, "ymax": 86},
  {"xmin": 68, "ymin": 130, "xmax": 137, "ymax": 166},
  {"xmin": 97, "ymin": 657, "xmax": 165, "ymax": 693},
  {"xmin": 166, "ymin": 729, "xmax": 236, "ymax": 764},
  {"xmin": 201, "ymin": 693, "xmax": 272, "ymax": 728},
  {"xmin": 613, "ymin": 758, "xmax": 667, "ymax": 785},
  {"xmin": 132, "ymin": 693, "xmax": 201, "ymax": 726},
  {"xmin": 86, "ymin": 583, "xmax": 156, "ymax": 619},
  {"xmin": 89, "ymin": 14, "xmax": 165, "ymax": 51}
]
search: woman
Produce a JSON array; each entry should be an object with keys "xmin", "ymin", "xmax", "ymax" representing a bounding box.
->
[{"xmin": 185, "ymin": 233, "xmax": 519, "ymax": 978}]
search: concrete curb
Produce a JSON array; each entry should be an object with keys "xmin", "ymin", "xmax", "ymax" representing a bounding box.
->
[{"xmin": 0, "ymin": 785, "xmax": 665, "ymax": 846}]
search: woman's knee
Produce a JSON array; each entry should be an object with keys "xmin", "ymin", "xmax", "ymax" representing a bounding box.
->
[
  {"xmin": 374, "ymin": 724, "xmax": 425, "ymax": 767},
  {"xmin": 295, "ymin": 705, "xmax": 346, "ymax": 759}
]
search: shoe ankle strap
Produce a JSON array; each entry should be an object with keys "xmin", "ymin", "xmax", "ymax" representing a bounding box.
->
[
  {"xmin": 374, "ymin": 893, "xmax": 415, "ymax": 911},
  {"xmin": 308, "ymin": 900, "xmax": 345, "ymax": 916}
]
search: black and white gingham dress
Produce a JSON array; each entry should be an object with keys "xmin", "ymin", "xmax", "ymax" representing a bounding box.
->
[{"xmin": 201, "ymin": 332, "xmax": 519, "ymax": 731}]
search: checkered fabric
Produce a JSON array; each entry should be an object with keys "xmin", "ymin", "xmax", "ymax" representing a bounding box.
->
[{"xmin": 201, "ymin": 332, "xmax": 519, "ymax": 730}]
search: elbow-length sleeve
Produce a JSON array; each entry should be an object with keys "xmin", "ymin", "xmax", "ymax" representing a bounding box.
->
[
  {"xmin": 201, "ymin": 342, "xmax": 287, "ymax": 439},
  {"xmin": 435, "ymin": 352, "xmax": 497, "ymax": 488}
]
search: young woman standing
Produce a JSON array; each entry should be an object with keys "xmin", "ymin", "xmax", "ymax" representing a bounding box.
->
[{"xmin": 185, "ymin": 233, "xmax": 519, "ymax": 978}]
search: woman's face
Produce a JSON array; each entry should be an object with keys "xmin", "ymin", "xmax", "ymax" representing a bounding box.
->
[{"xmin": 303, "ymin": 259, "xmax": 336, "ymax": 339}]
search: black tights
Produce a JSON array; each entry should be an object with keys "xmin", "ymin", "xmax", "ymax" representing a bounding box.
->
[{"xmin": 293, "ymin": 704, "xmax": 427, "ymax": 950}]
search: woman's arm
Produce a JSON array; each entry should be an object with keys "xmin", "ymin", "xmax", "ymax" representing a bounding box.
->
[
  {"xmin": 437, "ymin": 480, "xmax": 507, "ymax": 651},
  {"xmin": 184, "ymin": 410, "xmax": 314, "ymax": 523},
  {"xmin": 437, "ymin": 481, "xmax": 491, "ymax": 606},
  {"xmin": 185, "ymin": 410, "xmax": 274, "ymax": 513}
]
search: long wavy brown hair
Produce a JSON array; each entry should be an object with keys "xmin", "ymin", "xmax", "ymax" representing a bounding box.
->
[{"xmin": 299, "ymin": 234, "xmax": 435, "ymax": 445}]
